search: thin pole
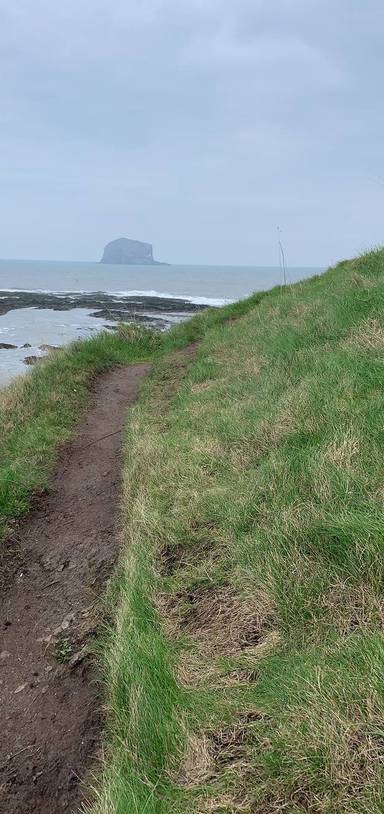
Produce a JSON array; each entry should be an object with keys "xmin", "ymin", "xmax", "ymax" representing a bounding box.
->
[{"xmin": 277, "ymin": 227, "xmax": 287, "ymax": 287}]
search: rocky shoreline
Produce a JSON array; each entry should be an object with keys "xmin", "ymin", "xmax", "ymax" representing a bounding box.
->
[
  {"xmin": 0, "ymin": 291, "xmax": 210, "ymax": 382},
  {"xmin": 0, "ymin": 290, "xmax": 208, "ymax": 325}
]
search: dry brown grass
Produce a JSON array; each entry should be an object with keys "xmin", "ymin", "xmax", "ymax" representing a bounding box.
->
[
  {"xmin": 200, "ymin": 791, "xmax": 251, "ymax": 814},
  {"xmin": 323, "ymin": 427, "xmax": 360, "ymax": 470},
  {"xmin": 191, "ymin": 381, "xmax": 217, "ymax": 394},
  {"xmin": 343, "ymin": 318, "xmax": 384, "ymax": 351},
  {"xmin": 287, "ymin": 299, "xmax": 322, "ymax": 329},
  {"xmin": 189, "ymin": 709, "xmax": 384, "ymax": 814},
  {"xmin": 161, "ymin": 584, "xmax": 276, "ymax": 655},
  {"xmin": 320, "ymin": 580, "xmax": 384, "ymax": 635},
  {"xmin": 178, "ymin": 711, "xmax": 265, "ymax": 791},
  {"xmin": 192, "ymin": 436, "xmax": 226, "ymax": 458},
  {"xmin": 348, "ymin": 270, "xmax": 375, "ymax": 289},
  {"xmin": 177, "ymin": 733, "xmax": 215, "ymax": 788},
  {"xmin": 177, "ymin": 630, "xmax": 281, "ymax": 690},
  {"xmin": 158, "ymin": 583, "xmax": 279, "ymax": 688},
  {"xmin": 159, "ymin": 539, "xmax": 218, "ymax": 577}
]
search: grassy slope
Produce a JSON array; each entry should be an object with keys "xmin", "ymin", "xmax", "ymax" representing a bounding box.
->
[
  {"xmin": 0, "ymin": 294, "xmax": 263, "ymax": 541},
  {"xmin": 89, "ymin": 250, "xmax": 384, "ymax": 814}
]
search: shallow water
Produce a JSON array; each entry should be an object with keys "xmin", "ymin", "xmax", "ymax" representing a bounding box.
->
[
  {"xmin": 0, "ymin": 260, "xmax": 324, "ymax": 385},
  {"xmin": 0, "ymin": 307, "xmax": 116, "ymax": 386}
]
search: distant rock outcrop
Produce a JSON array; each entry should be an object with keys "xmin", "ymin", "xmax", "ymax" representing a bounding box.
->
[{"xmin": 100, "ymin": 238, "xmax": 165, "ymax": 265}]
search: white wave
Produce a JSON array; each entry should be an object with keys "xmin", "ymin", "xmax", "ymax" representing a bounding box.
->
[
  {"xmin": 0, "ymin": 288, "xmax": 83, "ymax": 296},
  {"xmin": 109, "ymin": 290, "xmax": 232, "ymax": 306}
]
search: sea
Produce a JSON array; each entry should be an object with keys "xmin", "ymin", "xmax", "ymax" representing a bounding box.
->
[{"xmin": 0, "ymin": 259, "xmax": 323, "ymax": 386}]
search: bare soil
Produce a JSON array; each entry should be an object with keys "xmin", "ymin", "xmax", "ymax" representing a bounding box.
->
[{"xmin": 0, "ymin": 363, "xmax": 151, "ymax": 813}]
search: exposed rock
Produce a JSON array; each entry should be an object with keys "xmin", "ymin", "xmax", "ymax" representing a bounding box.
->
[
  {"xmin": 0, "ymin": 342, "xmax": 17, "ymax": 349},
  {"xmin": 0, "ymin": 290, "xmax": 205, "ymax": 319},
  {"xmin": 22, "ymin": 343, "xmax": 31, "ymax": 348},
  {"xmin": 100, "ymin": 237, "xmax": 166, "ymax": 265},
  {"xmin": 24, "ymin": 355, "xmax": 39, "ymax": 366},
  {"xmin": 0, "ymin": 289, "xmax": 208, "ymax": 333}
]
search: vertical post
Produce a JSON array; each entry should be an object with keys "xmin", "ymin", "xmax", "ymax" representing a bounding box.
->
[{"xmin": 277, "ymin": 227, "xmax": 287, "ymax": 287}]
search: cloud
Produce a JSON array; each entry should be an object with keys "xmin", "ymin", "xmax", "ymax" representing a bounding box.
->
[
  {"xmin": 183, "ymin": 28, "xmax": 345, "ymax": 90},
  {"xmin": 0, "ymin": 0, "xmax": 383, "ymax": 264}
]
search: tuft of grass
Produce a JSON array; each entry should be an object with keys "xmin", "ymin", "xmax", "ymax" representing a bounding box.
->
[
  {"xmin": 54, "ymin": 636, "xmax": 74, "ymax": 663},
  {"xmin": 88, "ymin": 248, "xmax": 384, "ymax": 814}
]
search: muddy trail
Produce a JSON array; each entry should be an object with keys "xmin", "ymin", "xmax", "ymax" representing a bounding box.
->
[{"xmin": 0, "ymin": 363, "xmax": 151, "ymax": 814}]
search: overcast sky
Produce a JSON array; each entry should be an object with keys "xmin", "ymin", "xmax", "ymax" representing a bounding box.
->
[{"xmin": 0, "ymin": 0, "xmax": 383, "ymax": 266}]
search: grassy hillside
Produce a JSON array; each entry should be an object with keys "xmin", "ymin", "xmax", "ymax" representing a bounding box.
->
[
  {"xmin": 0, "ymin": 295, "xmax": 262, "ymax": 542},
  {"xmin": 0, "ymin": 327, "xmax": 155, "ymax": 541},
  {"xmin": 89, "ymin": 250, "xmax": 384, "ymax": 814}
]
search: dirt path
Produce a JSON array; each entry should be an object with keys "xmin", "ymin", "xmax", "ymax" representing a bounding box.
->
[{"xmin": 0, "ymin": 363, "xmax": 151, "ymax": 814}]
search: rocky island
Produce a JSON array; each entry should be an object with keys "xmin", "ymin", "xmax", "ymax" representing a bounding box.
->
[{"xmin": 100, "ymin": 237, "xmax": 166, "ymax": 265}]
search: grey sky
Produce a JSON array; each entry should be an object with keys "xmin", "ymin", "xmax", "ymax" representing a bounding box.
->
[{"xmin": 0, "ymin": 0, "xmax": 383, "ymax": 265}]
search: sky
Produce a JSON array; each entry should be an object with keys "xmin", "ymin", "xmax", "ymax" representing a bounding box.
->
[{"xmin": 0, "ymin": 0, "xmax": 383, "ymax": 266}]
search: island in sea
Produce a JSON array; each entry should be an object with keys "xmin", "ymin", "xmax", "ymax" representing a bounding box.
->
[{"xmin": 100, "ymin": 237, "xmax": 167, "ymax": 265}]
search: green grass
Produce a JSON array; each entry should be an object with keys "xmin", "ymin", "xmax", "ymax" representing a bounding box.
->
[
  {"xmin": 2, "ymin": 255, "xmax": 383, "ymax": 812},
  {"xmin": 0, "ymin": 325, "xmax": 157, "ymax": 540},
  {"xmin": 87, "ymin": 249, "xmax": 384, "ymax": 813},
  {"xmin": 0, "ymin": 295, "xmax": 263, "ymax": 541}
]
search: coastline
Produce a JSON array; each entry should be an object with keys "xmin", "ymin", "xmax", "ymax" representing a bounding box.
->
[
  {"xmin": 0, "ymin": 263, "xmax": 323, "ymax": 386},
  {"xmin": 2, "ymin": 252, "xmax": 384, "ymax": 812},
  {"xmin": 0, "ymin": 289, "xmax": 215, "ymax": 320},
  {"xmin": 0, "ymin": 290, "xmax": 212, "ymax": 386}
]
